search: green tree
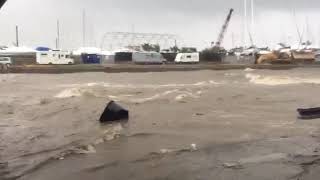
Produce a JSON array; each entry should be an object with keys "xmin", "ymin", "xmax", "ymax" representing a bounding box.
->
[
  {"xmin": 142, "ymin": 43, "xmax": 160, "ymax": 52},
  {"xmin": 200, "ymin": 47, "xmax": 226, "ymax": 62}
]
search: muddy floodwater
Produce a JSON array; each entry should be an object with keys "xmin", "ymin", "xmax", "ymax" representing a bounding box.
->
[{"xmin": 2, "ymin": 68, "xmax": 320, "ymax": 180}]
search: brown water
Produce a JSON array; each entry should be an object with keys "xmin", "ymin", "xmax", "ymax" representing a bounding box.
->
[{"xmin": 2, "ymin": 69, "xmax": 320, "ymax": 179}]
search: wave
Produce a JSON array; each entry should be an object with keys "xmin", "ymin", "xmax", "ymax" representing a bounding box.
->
[
  {"xmin": 3, "ymin": 123, "xmax": 124, "ymax": 179},
  {"xmin": 55, "ymin": 87, "xmax": 202, "ymax": 103},
  {"xmin": 55, "ymin": 81, "xmax": 212, "ymax": 102},
  {"xmin": 58, "ymin": 80, "xmax": 221, "ymax": 89},
  {"xmin": 246, "ymin": 73, "xmax": 320, "ymax": 86}
]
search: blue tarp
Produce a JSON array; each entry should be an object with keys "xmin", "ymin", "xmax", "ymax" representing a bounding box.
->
[{"xmin": 36, "ymin": 47, "xmax": 51, "ymax": 51}]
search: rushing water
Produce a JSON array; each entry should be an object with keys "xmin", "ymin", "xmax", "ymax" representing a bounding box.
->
[{"xmin": 2, "ymin": 68, "xmax": 320, "ymax": 179}]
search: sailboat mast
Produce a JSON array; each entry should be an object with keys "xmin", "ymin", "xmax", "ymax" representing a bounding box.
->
[
  {"xmin": 244, "ymin": 0, "xmax": 247, "ymax": 47},
  {"xmin": 251, "ymin": 0, "xmax": 254, "ymax": 44},
  {"xmin": 305, "ymin": 17, "xmax": 310, "ymax": 44},
  {"xmin": 293, "ymin": 10, "xmax": 303, "ymax": 47},
  {"xmin": 56, "ymin": 19, "xmax": 60, "ymax": 49},
  {"xmin": 82, "ymin": 9, "xmax": 86, "ymax": 47}
]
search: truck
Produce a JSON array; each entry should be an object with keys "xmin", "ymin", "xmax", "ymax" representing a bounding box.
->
[
  {"xmin": 132, "ymin": 52, "xmax": 165, "ymax": 64},
  {"xmin": 0, "ymin": 57, "xmax": 12, "ymax": 67},
  {"xmin": 36, "ymin": 50, "xmax": 74, "ymax": 65}
]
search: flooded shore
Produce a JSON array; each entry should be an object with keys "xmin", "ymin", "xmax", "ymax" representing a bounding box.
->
[
  {"xmin": 6, "ymin": 63, "xmax": 310, "ymax": 74},
  {"xmin": 2, "ymin": 68, "xmax": 320, "ymax": 179}
]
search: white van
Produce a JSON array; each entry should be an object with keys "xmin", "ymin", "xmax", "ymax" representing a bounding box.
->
[
  {"xmin": 175, "ymin": 53, "xmax": 199, "ymax": 63},
  {"xmin": 36, "ymin": 50, "xmax": 74, "ymax": 65},
  {"xmin": 132, "ymin": 52, "xmax": 165, "ymax": 64},
  {"xmin": 0, "ymin": 57, "xmax": 12, "ymax": 67}
]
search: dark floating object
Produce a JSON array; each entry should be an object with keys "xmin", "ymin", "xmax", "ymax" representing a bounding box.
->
[
  {"xmin": 100, "ymin": 101, "xmax": 129, "ymax": 123},
  {"xmin": 297, "ymin": 107, "xmax": 320, "ymax": 120}
]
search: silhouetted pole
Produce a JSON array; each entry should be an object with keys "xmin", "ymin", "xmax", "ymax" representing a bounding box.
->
[
  {"xmin": 16, "ymin": 25, "xmax": 19, "ymax": 47},
  {"xmin": 56, "ymin": 20, "xmax": 60, "ymax": 49},
  {"xmin": 82, "ymin": 9, "xmax": 86, "ymax": 47}
]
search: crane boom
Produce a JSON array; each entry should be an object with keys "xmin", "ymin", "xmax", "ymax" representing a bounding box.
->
[{"xmin": 215, "ymin": 8, "xmax": 234, "ymax": 47}]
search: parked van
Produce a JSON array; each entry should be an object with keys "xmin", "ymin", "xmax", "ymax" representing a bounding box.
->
[
  {"xmin": 175, "ymin": 53, "xmax": 200, "ymax": 63},
  {"xmin": 132, "ymin": 52, "xmax": 165, "ymax": 64},
  {"xmin": 0, "ymin": 57, "xmax": 12, "ymax": 67},
  {"xmin": 36, "ymin": 50, "xmax": 74, "ymax": 65}
]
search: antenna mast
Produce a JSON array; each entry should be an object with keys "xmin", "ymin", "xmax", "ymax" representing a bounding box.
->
[{"xmin": 82, "ymin": 9, "xmax": 86, "ymax": 47}]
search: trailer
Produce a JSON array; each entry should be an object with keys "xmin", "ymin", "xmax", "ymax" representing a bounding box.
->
[
  {"xmin": 175, "ymin": 53, "xmax": 200, "ymax": 63},
  {"xmin": 36, "ymin": 50, "xmax": 74, "ymax": 65}
]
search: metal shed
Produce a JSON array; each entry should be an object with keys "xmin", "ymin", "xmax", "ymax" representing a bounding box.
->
[{"xmin": 81, "ymin": 54, "xmax": 102, "ymax": 64}]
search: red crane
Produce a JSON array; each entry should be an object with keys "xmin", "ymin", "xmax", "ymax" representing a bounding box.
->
[{"xmin": 214, "ymin": 8, "xmax": 234, "ymax": 47}]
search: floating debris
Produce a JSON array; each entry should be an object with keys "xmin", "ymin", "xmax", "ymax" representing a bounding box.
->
[
  {"xmin": 298, "ymin": 107, "xmax": 320, "ymax": 120},
  {"xmin": 100, "ymin": 101, "xmax": 129, "ymax": 123},
  {"xmin": 190, "ymin": 144, "xmax": 198, "ymax": 151}
]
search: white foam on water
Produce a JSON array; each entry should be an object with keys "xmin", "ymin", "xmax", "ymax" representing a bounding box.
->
[
  {"xmin": 104, "ymin": 89, "xmax": 201, "ymax": 103},
  {"xmin": 55, "ymin": 87, "xmax": 191, "ymax": 103},
  {"xmin": 55, "ymin": 88, "xmax": 203, "ymax": 102},
  {"xmin": 55, "ymin": 88, "xmax": 83, "ymax": 98},
  {"xmin": 101, "ymin": 123, "xmax": 124, "ymax": 141},
  {"xmin": 246, "ymin": 73, "xmax": 320, "ymax": 86},
  {"xmin": 244, "ymin": 68, "xmax": 255, "ymax": 72},
  {"xmin": 196, "ymin": 91, "xmax": 203, "ymax": 95},
  {"xmin": 130, "ymin": 89, "xmax": 180, "ymax": 103},
  {"xmin": 59, "ymin": 80, "xmax": 221, "ymax": 89},
  {"xmin": 55, "ymin": 88, "xmax": 135, "ymax": 100},
  {"xmin": 175, "ymin": 94, "xmax": 187, "ymax": 101},
  {"xmin": 55, "ymin": 80, "xmax": 214, "ymax": 100},
  {"xmin": 175, "ymin": 91, "xmax": 200, "ymax": 101},
  {"xmin": 101, "ymin": 81, "xmax": 220, "ymax": 89}
]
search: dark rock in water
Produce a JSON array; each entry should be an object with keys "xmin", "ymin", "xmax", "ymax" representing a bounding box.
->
[
  {"xmin": 195, "ymin": 113, "xmax": 204, "ymax": 116},
  {"xmin": 297, "ymin": 107, "xmax": 320, "ymax": 120},
  {"xmin": 100, "ymin": 101, "xmax": 129, "ymax": 123}
]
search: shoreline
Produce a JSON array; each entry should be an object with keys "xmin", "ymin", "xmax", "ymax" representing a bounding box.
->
[{"xmin": 6, "ymin": 63, "xmax": 320, "ymax": 74}]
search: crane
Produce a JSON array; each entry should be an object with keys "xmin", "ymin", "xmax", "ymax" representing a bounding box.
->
[{"xmin": 214, "ymin": 8, "xmax": 234, "ymax": 47}]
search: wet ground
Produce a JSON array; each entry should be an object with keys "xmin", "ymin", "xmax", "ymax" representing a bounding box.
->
[{"xmin": 2, "ymin": 68, "xmax": 320, "ymax": 179}]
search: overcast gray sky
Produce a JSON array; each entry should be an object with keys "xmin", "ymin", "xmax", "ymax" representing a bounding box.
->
[{"xmin": 0, "ymin": 0, "xmax": 319, "ymax": 50}]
